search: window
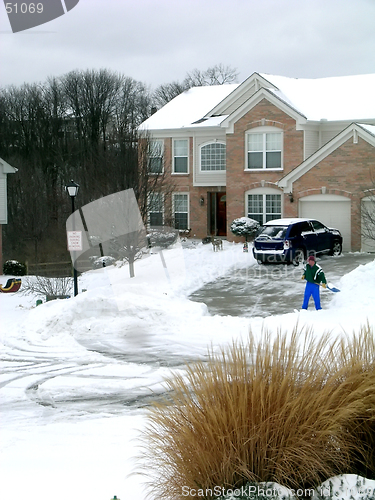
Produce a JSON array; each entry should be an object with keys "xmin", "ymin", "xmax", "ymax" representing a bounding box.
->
[
  {"xmin": 310, "ymin": 220, "xmax": 326, "ymax": 233},
  {"xmin": 200, "ymin": 142, "xmax": 226, "ymax": 171},
  {"xmin": 247, "ymin": 193, "xmax": 281, "ymax": 224},
  {"xmin": 148, "ymin": 192, "xmax": 164, "ymax": 226},
  {"xmin": 247, "ymin": 131, "xmax": 282, "ymax": 170},
  {"xmin": 173, "ymin": 139, "xmax": 188, "ymax": 173},
  {"xmin": 173, "ymin": 193, "xmax": 189, "ymax": 230},
  {"xmin": 149, "ymin": 140, "xmax": 163, "ymax": 174},
  {"xmin": 289, "ymin": 221, "xmax": 312, "ymax": 237}
]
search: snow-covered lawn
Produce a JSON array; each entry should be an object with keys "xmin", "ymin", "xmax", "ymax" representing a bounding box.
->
[{"xmin": 1, "ymin": 240, "xmax": 375, "ymax": 500}]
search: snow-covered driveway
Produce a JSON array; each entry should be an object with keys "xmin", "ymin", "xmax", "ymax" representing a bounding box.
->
[
  {"xmin": 1, "ymin": 242, "xmax": 375, "ymax": 500},
  {"xmin": 190, "ymin": 252, "xmax": 375, "ymax": 316}
]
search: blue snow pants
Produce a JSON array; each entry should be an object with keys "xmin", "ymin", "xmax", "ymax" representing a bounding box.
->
[{"xmin": 302, "ymin": 281, "xmax": 321, "ymax": 310}]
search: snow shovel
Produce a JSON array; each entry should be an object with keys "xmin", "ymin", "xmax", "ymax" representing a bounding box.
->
[{"xmin": 321, "ymin": 282, "xmax": 340, "ymax": 292}]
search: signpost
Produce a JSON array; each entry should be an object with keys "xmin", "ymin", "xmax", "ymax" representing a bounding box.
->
[{"xmin": 67, "ymin": 231, "xmax": 83, "ymax": 251}]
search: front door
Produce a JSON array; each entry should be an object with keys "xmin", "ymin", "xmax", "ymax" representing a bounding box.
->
[{"xmin": 208, "ymin": 192, "xmax": 227, "ymax": 236}]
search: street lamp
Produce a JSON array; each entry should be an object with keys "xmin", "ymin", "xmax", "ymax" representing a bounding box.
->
[
  {"xmin": 66, "ymin": 180, "xmax": 79, "ymax": 199},
  {"xmin": 65, "ymin": 180, "xmax": 80, "ymax": 297}
]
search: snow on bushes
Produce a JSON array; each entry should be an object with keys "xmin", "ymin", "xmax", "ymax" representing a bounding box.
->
[
  {"xmin": 3, "ymin": 259, "xmax": 27, "ymax": 276},
  {"xmin": 230, "ymin": 217, "xmax": 260, "ymax": 241}
]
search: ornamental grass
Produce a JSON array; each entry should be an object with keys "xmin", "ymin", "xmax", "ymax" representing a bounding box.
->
[{"xmin": 141, "ymin": 324, "xmax": 375, "ymax": 499}]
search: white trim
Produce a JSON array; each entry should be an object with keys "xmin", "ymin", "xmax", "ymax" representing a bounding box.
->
[
  {"xmin": 299, "ymin": 194, "xmax": 351, "ymax": 202},
  {"xmin": 278, "ymin": 123, "xmax": 375, "ymax": 192},
  {"xmin": 207, "ymin": 73, "xmax": 278, "ymax": 117},
  {"xmin": 0, "ymin": 158, "xmax": 17, "ymax": 174},
  {"xmin": 221, "ymin": 87, "xmax": 306, "ymax": 134}
]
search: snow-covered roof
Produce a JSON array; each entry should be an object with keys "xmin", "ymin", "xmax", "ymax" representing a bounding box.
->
[
  {"xmin": 140, "ymin": 73, "xmax": 375, "ymax": 131},
  {"xmin": 357, "ymin": 123, "xmax": 375, "ymax": 136},
  {"xmin": 139, "ymin": 84, "xmax": 238, "ymax": 131},
  {"xmin": 260, "ymin": 73, "xmax": 375, "ymax": 121}
]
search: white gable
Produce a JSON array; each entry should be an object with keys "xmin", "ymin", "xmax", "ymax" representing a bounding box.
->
[
  {"xmin": 0, "ymin": 158, "xmax": 17, "ymax": 225},
  {"xmin": 278, "ymin": 123, "xmax": 375, "ymax": 193}
]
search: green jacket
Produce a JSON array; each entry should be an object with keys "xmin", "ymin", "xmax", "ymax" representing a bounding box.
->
[{"xmin": 302, "ymin": 263, "xmax": 327, "ymax": 285}]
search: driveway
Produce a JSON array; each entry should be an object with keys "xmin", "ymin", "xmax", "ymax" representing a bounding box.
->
[{"xmin": 189, "ymin": 253, "xmax": 375, "ymax": 317}]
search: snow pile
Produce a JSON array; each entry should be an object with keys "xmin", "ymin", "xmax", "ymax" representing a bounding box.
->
[
  {"xmin": 1, "ymin": 242, "xmax": 375, "ymax": 500},
  {"xmin": 331, "ymin": 259, "xmax": 375, "ymax": 312},
  {"xmin": 217, "ymin": 475, "xmax": 375, "ymax": 500}
]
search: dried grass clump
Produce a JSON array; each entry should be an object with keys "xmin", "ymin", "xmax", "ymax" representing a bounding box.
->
[{"xmin": 141, "ymin": 324, "xmax": 375, "ymax": 499}]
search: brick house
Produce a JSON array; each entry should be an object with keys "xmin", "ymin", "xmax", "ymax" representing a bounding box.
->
[{"xmin": 140, "ymin": 73, "xmax": 375, "ymax": 252}]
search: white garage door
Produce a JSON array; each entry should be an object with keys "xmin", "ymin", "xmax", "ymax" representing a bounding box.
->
[{"xmin": 299, "ymin": 194, "xmax": 351, "ymax": 251}]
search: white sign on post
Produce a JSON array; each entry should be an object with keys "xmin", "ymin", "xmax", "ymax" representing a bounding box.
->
[{"xmin": 67, "ymin": 231, "xmax": 83, "ymax": 251}]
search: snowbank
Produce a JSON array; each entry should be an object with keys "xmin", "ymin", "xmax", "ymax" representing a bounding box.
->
[{"xmin": 1, "ymin": 241, "xmax": 375, "ymax": 500}]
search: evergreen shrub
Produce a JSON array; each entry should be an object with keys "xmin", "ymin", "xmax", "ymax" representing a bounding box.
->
[
  {"xmin": 3, "ymin": 259, "xmax": 27, "ymax": 276},
  {"xmin": 230, "ymin": 217, "xmax": 260, "ymax": 241}
]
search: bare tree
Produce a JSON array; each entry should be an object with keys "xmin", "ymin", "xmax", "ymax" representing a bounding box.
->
[
  {"xmin": 152, "ymin": 81, "xmax": 189, "ymax": 108},
  {"xmin": 136, "ymin": 131, "xmax": 177, "ymax": 228},
  {"xmin": 361, "ymin": 188, "xmax": 375, "ymax": 243},
  {"xmin": 152, "ymin": 64, "xmax": 238, "ymax": 107},
  {"xmin": 185, "ymin": 64, "xmax": 238, "ymax": 86},
  {"xmin": 21, "ymin": 275, "xmax": 73, "ymax": 297},
  {"xmin": 113, "ymin": 230, "xmax": 147, "ymax": 278}
]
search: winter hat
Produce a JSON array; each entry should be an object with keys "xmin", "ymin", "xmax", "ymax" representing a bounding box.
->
[{"xmin": 307, "ymin": 255, "xmax": 316, "ymax": 263}]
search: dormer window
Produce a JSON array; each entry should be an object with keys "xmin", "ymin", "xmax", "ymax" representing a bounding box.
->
[{"xmin": 246, "ymin": 129, "xmax": 283, "ymax": 170}]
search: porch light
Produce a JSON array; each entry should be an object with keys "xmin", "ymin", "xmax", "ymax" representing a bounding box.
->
[{"xmin": 200, "ymin": 196, "xmax": 204, "ymax": 206}]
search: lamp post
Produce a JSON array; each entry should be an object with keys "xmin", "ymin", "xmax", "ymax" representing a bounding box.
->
[{"xmin": 66, "ymin": 180, "xmax": 80, "ymax": 297}]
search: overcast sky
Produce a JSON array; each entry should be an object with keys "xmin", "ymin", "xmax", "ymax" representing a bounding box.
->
[{"xmin": 1, "ymin": 0, "xmax": 375, "ymax": 91}]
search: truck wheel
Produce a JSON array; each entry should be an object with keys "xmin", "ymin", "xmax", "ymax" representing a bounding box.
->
[
  {"xmin": 331, "ymin": 241, "xmax": 342, "ymax": 256},
  {"xmin": 292, "ymin": 248, "xmax": 305, "ymax": 266}
]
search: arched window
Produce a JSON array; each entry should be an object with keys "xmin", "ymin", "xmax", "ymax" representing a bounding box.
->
[{"xmin": 200, "ymin": 142, "xmax": 226, "ymax": 171}]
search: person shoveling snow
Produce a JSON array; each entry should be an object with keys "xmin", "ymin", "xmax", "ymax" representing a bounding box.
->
[{"xmin": 301, "ymin": 255, "xmax": 327, "ymax": 310}]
